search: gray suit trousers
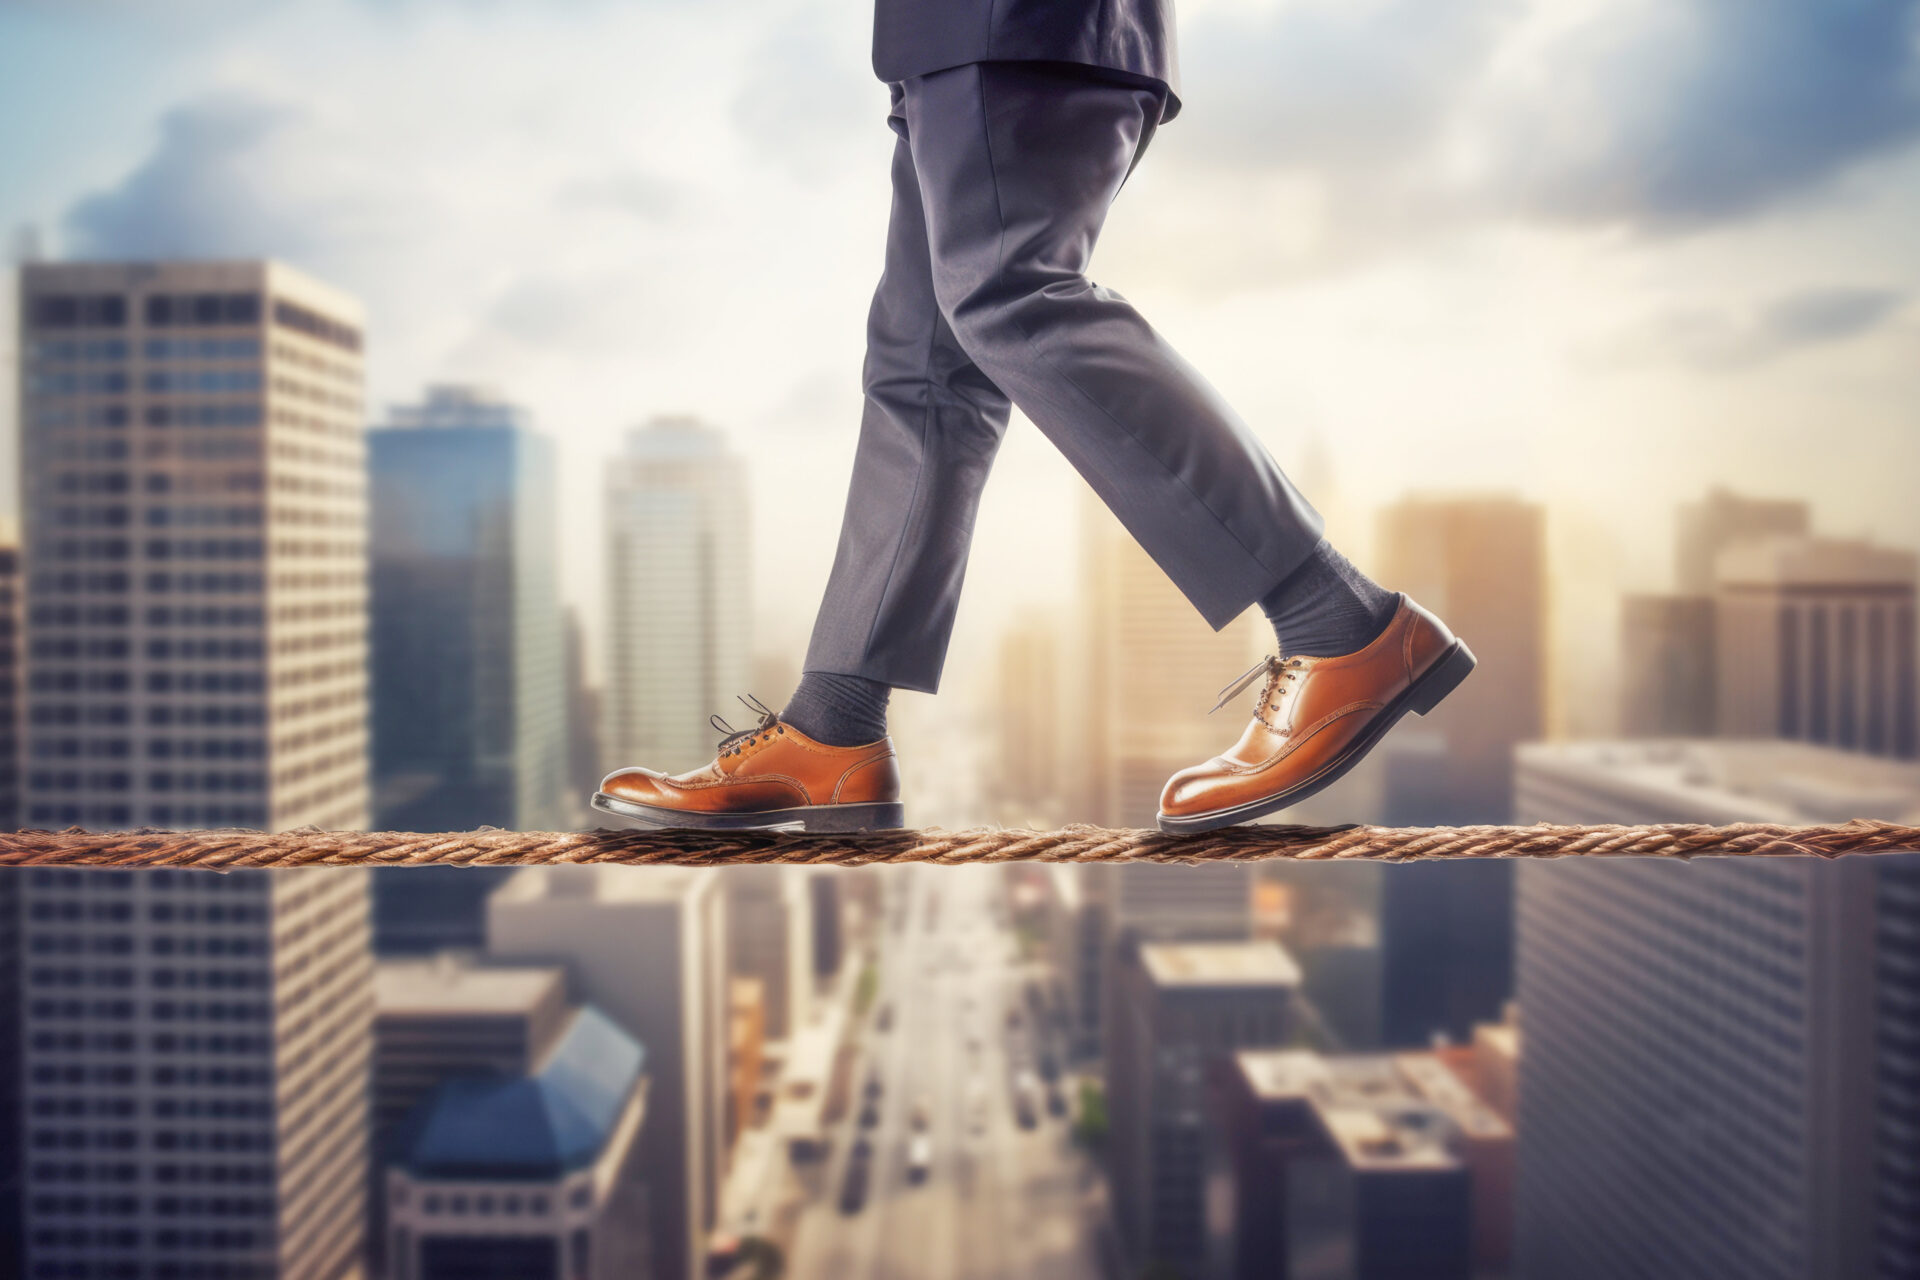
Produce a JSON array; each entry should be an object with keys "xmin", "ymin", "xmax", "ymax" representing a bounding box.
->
[{"xmin": 804, "ymin": 61, "xmax": 1325, "ymax": 693}]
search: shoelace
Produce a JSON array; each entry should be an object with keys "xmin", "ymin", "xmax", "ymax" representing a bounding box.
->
[
  {"xmin": 1209, "ymin": 655, "xmax": 1306, "ymax": 715},
  {"xmin": 711, "ymin": 694, "xmax": 784, "ymax": 756}
]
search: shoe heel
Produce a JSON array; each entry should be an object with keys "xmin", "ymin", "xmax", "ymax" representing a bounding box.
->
[
  {"xmin": 1409, "ymin": 640, "xmax": 1476, "ymax": 716},
  {"xmin": 801, "ymin": 802, "xmax": 906, "ymax": 834}
]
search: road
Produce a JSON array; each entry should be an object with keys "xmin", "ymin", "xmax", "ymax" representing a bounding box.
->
[{"xmin": 784, "ymin": 866, "xmax": 1104, "ymax": 1280}]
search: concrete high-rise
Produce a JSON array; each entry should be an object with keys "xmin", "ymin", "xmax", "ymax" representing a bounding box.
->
[
  {"xmin": 1675, "ymin": 487, "xmax": 1809, "ymax": 595},
  {"xmin": 721, "ymin": 867, "xmax": 813, "ymax": 1042},
  {"xmin": 18, "ymin": 866, "xmax": 373, "ymax": 1279},
  {"xmin": 1619, "ymin": 593, "xmax": 1717, "ymax": 737},
  {"xmin": 1, "ymin": 541, "xmax": 20, "ymax": 830},
  {"xmin": 488, "ymin": 866, "xmax": 728, "ymax": 1280},
  {"xmin": 1372, "ymin": 494, "xmax": 1544, "ymax": 1048},
  {"xmin": 367, "ymin": 385, "xmax": 565, "ymax": 955},
  {"xmin": 1714, "ymin": 536, "xmax": 1917, "ymax": 759},
  {"xmin": 369, "ymin": 385, "xmax": 566, "ymax": 832},
  {"xmin": 1106, "ymin": 941, "xmax": 1298, "ymax": 1276},
  {"xmin": 1075, "ymin": 493, "xmax": 1261, "ymax": 828},
  {"xmin": 1514, "ymin": 739, "xmax": 1920, "ymax": 1280},
  {"xmin": 603, "ymin": 418, "xmax": 749, "ymax": 776},
  {"xmin": 18, "ymin": 260, "xmax": 369, "ymax": 831}
]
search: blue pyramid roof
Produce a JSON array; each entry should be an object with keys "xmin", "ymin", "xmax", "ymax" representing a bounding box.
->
[{"xmin": 395, "ymin": 1005, "xmax": 645, "ymax": 1180}]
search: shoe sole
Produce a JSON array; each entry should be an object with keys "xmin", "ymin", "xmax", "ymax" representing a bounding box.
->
[
  {"xmin": 1155, "ymin": 639, "xmax": 1478, "ymax": 835},
  {"xmin": 591, "ymin": 792, "xmax": 907, "ymax": 834}
]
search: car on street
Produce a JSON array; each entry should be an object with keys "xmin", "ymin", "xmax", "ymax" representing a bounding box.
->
[
  {"xmin": 859, "ymin": 1100, "xmax": 880, "ymax": 1129},
  {"xmin": 840, "ymin": 1139, "xmax": 874, "ymax": 1215},
  {"xmin": 907, "ymin": 1133, "xmax": 934, "ymax": 1184}
]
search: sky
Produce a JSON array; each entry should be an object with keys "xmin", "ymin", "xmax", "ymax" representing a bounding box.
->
[{"xmin": 1, "ymin": 0, "xmax": 1917, "ymax": 734}]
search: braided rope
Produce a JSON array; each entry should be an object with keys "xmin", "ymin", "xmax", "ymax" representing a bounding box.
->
[{"xmin": 0, "ymin": 819, "xmax": 1915, "ymax": 870}]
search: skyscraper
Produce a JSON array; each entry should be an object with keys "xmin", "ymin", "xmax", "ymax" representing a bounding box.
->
[
  {"xmin": 19, "ymin": 866, "xmax": 374, "ymax": 1278},
  {"xmin": 367, "ymin": 385, "xmax": 565, "ymax": 955},
  {"xmin": 990, "ymin": 607, "xmax": 1068, "ymax": 825},
  {"xmin": 1714, "ymin": 535, "xmax": 1917, "ymax": 759},
  {"xmin": 18, "ymin": 260, "xmax": 369, "ymax": 831},
  {"xmin": 369, "ymin": 384, "xmax": 566, "ymax": 832},
  {"xmin": 1674, "ymin": 487, "xmax": 1810, "ymax": 595},
  {"xmin": 721, "ymin": 867, "xmax": 813, "ymax": 1042},
  {"xmin": 1514, "ymin": 739, "xmax": 1920, "ymax": 1280},
  {"xmin": 1, "ymin": 541, "xmax": 21, "ymax": 830},
  {"xmin": 1619, "ymin": 592, "xmax": 1717, "ymax": 737},
  {"xmin": 1075, "ymin": 493, "xmax": 1261, "ymax": 828},
  {"xmin": 1106, "ymin": 941, "xmax": 1298, "ymax": 1276},
  {"xmin": 488, "ymin": 866, "xmax": 728, "ymax": 1280},
  {"xmin": 603, "ymin": 418, "xmax": 749, "ymax": 776},
  {"xmin": 1372, "ymin": 494, "xmax": 1545, "ymax": 1048}
]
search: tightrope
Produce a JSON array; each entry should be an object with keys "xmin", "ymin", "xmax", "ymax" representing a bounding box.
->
[{"xmin": 1, "ymin": 819, "xmax": 1915, "ymax": 870}]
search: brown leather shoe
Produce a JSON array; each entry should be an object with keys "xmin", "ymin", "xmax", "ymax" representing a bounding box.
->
[
  {"xmin": 1157, "ymin": 596, "xmax": 1475, "ymax": 833},
  {"xmin": 593, "ymin": 700, "xmax": 904, "ymax": 832}
]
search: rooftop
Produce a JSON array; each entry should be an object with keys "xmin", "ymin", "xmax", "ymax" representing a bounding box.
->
[
  {"xmin": 393, "ymin": 1005, "xmax": 645, "ymax": 1181},
  {"xmin": 1141, "ymin": 940, "xmax": 1301, "ymax": 990},
  {"xmin": 374, "ymin": 954, "xmax": 565, "ymax": 1019},
  {"xmin": 494, "ymin": 864, "xmax": 712, "ymax": 906},
  {"xmin": 1237, "ymin": 1050, "xmax": 1499, "ymax": 1172},
  {"xmin": 1517, "ymin": 738, "xmax": 1920, "ymax": 825}
]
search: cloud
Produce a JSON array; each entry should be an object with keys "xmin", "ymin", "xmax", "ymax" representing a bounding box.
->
[
  {"xmin": 1598, "ymin": 285, "xmax": 1909, "ymax": 371},
  {"xmin": 63, "ymin": 93, "xmax": 320, "ymax": 260},
  {"xmin": 1494, "ymin": 0, "xmax": 1920, "ymax": 228},
  {"xmin": 562, "ymin": 171, "xmax": 684, "ymax": 223},
  {"xmin": 729, "ymin": 6, "xmax": 878, "ymax": 180}
]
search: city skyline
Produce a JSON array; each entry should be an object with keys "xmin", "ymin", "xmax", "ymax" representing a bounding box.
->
[{"xmin": 4, "ymin": 0, "xmax": 1920, "ymax": 1271}]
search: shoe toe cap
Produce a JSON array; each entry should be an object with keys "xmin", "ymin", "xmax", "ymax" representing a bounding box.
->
[
  {"xmin": 599, "ymin": 767, "xmax": 668, "ymax": 804},
  {"xmin": 1159, "ymin": 762, "xmax": 1229, "ymax": 818}
]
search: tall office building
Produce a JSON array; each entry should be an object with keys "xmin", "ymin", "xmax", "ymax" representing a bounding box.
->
[
  {"xmin": 1372, "ymin": 494, "xmax": 1544, "ymax": 1048},
  {"xmin": 989, "ymin": 608, "xmax": 1068, "ymax": 825},
  {"xmin": 488, "ymin": 866, "xmax": 728, "ymax": 1280},
  {"xmin": 1514, "ymin": 739, "xmax": 1920, "ymax": 1280},
  {"xmin": 369, "ymin": 385, "xmax": 566, "ymax": 832},
  {"xmin": 367, "ymin": 386, "xmax": 565, "ymax": 954},
  {"xmin": 1, "ymin": 863, "xmax": 20, "ymax": 1278},
  {"xmin": 721, "ymin": 867, "xmax": 812, "ymax": 1042},
  {"xmin": 1106, "ymin": 941, "xmax": 1298, "ymax": 1277},
  {"xmin": 1075, "ymin": 494, "xmax": 1262, "ymax": 828},
  {"xmin": 603, "ymin": 418, "xmax": 749, "ymax": 776},
  {"xmin": 562, "ymin": 608, "xmax": 602, "ymax": 823},
  {"xmin": 18, "ymin": 260, "xmax": 369, "ymax": 831},
  {"xmin": 1, "ymin": 541, "xmax": 21, "ymax": 830},
  {"xmin": 1619, "ymin": 593, "xmax": 1718, "ymax": 737},
  {"xmin": 19, "ymin": 866, "xmax": 374, "ymax": 1278},
  {"xmin": 1714, "ymin": 536, "xmax": 1917, "ymax": 759},
  {"xmin": 1675, "ymin": 487, "xmax": 1810, "ymax": 595}
]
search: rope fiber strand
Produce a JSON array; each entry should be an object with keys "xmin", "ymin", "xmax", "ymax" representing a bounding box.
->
[{"xmin": 1, "ymin": 819, "xmax": 1916, "ymax": 871}]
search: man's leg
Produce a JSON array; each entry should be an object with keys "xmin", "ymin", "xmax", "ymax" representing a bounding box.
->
[
  {"xmin": 901, "ymin": 61, "xmax": 1328, "ymax": 632},
  {"xmin": 800, "ymin": 84, "xmax": 1014, "ymax": 701},
  {"xmin": 899, "ymin": 62, "xmax": 1473, "ymax": 832}
]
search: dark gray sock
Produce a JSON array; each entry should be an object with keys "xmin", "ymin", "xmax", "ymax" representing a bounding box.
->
[
  {"xmin": 1260, "ymin": 542, "xmax": 1399, "ymax": 658},
  {"xmin": 781, "ymin": 671, "xmax": 892, "ymax": 747}
]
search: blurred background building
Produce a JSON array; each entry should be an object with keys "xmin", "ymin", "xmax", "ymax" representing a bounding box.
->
[
  {"xmin": 603, "ymin": 418, "xmax": 749, "ymax": 777},
  {"xmin": 488, "ymin": 866, "xmax": 727, "ymax": 1280},
  {"xmin": 368, "ymin": 384, "xmax": 565, "ymax": 833},
  {"xmin": 1514, "ymin": 739, "xmax": 1920, "ymax": 1280},
  {"xmin": 367, "ymin": 384, "xmax": 565, "ymax": 956}
]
